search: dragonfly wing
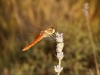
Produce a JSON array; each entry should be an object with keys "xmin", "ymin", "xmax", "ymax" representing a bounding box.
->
[
  {"xmin": 42, "ymin": 16, "xmax": 60, "ymax": 29},
  {"xmin": 17, "ymin": 17, "xmax": 42, "ymax": 43},
  {"xmin": 19, "ymin": 16, "xmax": 42, "ymax": 35}
]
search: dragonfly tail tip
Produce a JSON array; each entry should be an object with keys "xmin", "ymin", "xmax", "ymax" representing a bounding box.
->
[{"xmin": 22, "ymin": 49, "xmax": 27, "ymax": 51}]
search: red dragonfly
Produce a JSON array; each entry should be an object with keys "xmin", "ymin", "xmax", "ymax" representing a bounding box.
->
[
  {"xmin": 20, "ymin": 17, "xmax": 59, "ymax": 51},
  {"xmin": 22, "ymin": 27, "xmax": 55, "ymax": 51}
]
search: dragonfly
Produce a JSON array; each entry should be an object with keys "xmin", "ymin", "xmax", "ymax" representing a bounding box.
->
[
  {"xmin": 22, "ymin": 27, "xmax": 55, "ymax": 51},
  {"xmin": 20, "ymin": 17, "xmax": 60, "ymax": 51}
]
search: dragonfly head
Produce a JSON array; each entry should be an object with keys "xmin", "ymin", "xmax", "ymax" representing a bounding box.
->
[
  {"xmin": 46, "ymin": 27, "xmax": 55, "ymax": 34},
  {"xmin": 40, "ymin": 27, "xmax": 55, "ymax": 37},
  {"xmin": 48, "ymin": 27, "xmax": 55, "ymax": 34}
]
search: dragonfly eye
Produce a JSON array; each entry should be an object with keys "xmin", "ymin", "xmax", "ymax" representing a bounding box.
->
[
  {"xmin": 43, "ymin": 27, "xmax": 55, "ymax": 35},
  {"xmin": 49, "ymin": 27, "xmax": 55, "ymax": 33},
  {"xmin": 52, "ymin": 28, "xmax": 55, "ymax": 33}
]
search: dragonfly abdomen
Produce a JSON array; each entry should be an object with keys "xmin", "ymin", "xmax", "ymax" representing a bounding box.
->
[{"xmin": 22, "ymin": 35, "xmax": 43, "ymax": 51}]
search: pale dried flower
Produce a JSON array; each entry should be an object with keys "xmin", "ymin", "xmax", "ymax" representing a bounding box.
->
[
  {"xmin": 54, "ymin": 65, "xmax": 63, "ymax": 73},
  {"xmin": 54, "ymin": 32, "xmax": 64, "ymax": 75}
]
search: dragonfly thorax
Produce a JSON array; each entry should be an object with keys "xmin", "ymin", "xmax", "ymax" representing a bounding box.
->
[{"xmin": 40, "ymin": 27, "xmax": 55, "ymax": 37}]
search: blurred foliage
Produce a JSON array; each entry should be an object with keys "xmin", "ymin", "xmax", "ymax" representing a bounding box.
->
[{"xmin": 0, "ymin": 0, "xmax": 100, "ymax": 75}]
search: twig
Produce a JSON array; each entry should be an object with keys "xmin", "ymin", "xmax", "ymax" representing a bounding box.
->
[{"xmin": 83, "ymin": 3, "xmax": 100, "ymax": 75}]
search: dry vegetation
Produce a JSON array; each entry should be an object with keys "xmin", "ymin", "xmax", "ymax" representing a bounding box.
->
[{"xmin": 0, "ymin": 0, "xmax": 100, "ymax": 75}]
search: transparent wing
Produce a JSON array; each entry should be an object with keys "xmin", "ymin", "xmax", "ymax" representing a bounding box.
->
[
  {"xmin": 16, "ymin": 17, "xmax": 42, "ymax": 43},
  {"xmin": 42, "ymin": 16, "xmax": 60, "ymax": 29},
  {"xmin": 17, "ymin": 15, "xmax": 60, "ymax": 44}
]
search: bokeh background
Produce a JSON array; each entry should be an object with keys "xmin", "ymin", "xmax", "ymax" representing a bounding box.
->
[{"xmin": 0, "ymin": 0, "xmax": 100, "ymax": 75}]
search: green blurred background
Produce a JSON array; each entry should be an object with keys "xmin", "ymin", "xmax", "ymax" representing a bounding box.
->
[{"xmin": 0, "ymin": 0, "xmax": 100, "ymax": 75}]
